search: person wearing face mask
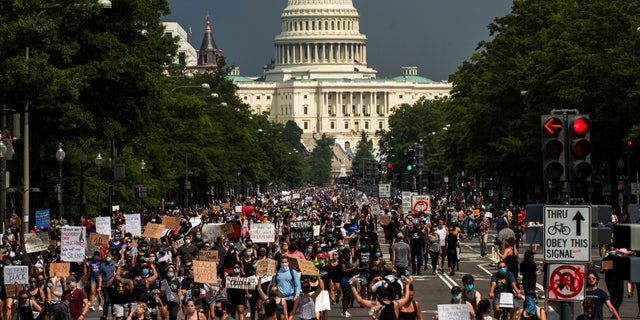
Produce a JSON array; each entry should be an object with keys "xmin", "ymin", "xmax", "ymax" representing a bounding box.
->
[
  {"xmin": 602, "ymin": 244, "xmax": 625, "ymax": 315},
  {"xmin": 27, "ymin": 275, "xmax": 46, "ymax": 318},
  {"xmin": 443, "ymin": 286, "xmax": 475, "ymax": 320},
  {"xmin": 86, "ymin": 251, "xmax": 102, "ymax": 311},
  {"xmin": 398, "ymin": 284, "xmax": 423, "ymax": 320},
  {"xmin": 489, "ymin": 261, "xmax": 522, "ymax": 319},
  {"xmin": 15, "ymin": 289, "xmax": 43, "ymax": 320},
  {"xmin": 163, "ymin": 266, "xmax": 181, "ymax": 320},
  {"xmin": 355, "ymin": 241, "xmax": 371, "ymax": 300},
  {"xmin": 224, "ymin": 262, "xmax": 248, "ymax": 320},
  {"xmin": 256, "ymin": 281, "xmax": 288, "ymax": 320},
  {"xmin": 519, "ymin": 290, "xmax": 546, "ymax": 320},
  {"xmin": 273, "ymin": 256, "xmax": 301, "ymax": 316},
  {"xmin": 290, "ymin": 280, "xmax": 323, "ymax": 320},
  {"xmin": 176, "ymin": 235, "xmax": 199, "ymax": 277},
  {"xmin": 55, "ymin": 275, "xmax": 89, "ymax": 320},
  {"xmin": 98, "ymin": 251, "xmax": 118, "ymax": 319},
  {"xmin": 351, "ymin": 276, "xmax": 413, "ymax": 320},
  {"xmin": 132, "ymin": 263, "xmax": 158, "ymax": 306},
  {"xmin": 192, "ymin": 232, "xmax": 205, "ymax": 250},
  {"xmin": 311, "ymin": 258, "xmax": 332, "ymax": 320},
  {"xmin": 461, "ymin": 274, "xmax": 481, "ymax": 311},
  {"xmin": 223, "ymin": 242, "xmax": 240, "ymax": 277}
]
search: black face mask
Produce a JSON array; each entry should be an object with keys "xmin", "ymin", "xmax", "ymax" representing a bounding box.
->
[{"xmin": 214, "ymin": 309, "xmax": 224, "ymax": 317}]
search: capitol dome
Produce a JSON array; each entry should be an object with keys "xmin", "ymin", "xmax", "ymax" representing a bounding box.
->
[{"xmin": 264, "ymin": 0, "xmax": 377, "ymax": 81}]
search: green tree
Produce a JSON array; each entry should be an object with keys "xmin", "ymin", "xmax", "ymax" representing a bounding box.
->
[{"xmin": 309, "ymin": 134, "xmax": 333, "ymax": 185}]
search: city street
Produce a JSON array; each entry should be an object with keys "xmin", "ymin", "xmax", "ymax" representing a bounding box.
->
[{"xmin": 85, "ymin": 230, "xmax": 640, "ymax": 320}]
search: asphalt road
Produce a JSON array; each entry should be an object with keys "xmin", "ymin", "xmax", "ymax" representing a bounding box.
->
[{"xmin": 85, "ymin": 229, "xmax": 639, "ymax": 320}]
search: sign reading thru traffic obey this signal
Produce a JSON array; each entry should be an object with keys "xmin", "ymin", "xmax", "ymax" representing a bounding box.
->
[{"xmin": 543, "ymin": 205, "xmax": 591, "ymax": 263}]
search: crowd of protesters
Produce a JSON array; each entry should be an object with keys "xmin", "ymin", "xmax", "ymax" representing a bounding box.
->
[{"xmin": 0, "ymin": 188, "xmax": 638, "ymax": 320}]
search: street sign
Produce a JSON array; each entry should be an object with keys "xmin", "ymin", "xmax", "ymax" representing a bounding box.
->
[
  {"xmin": 379, "ymin": 183, "xmax": 391, "ymax": 198},
  {"xmin": 632, "ymin": 183, "xmax": 640, "ymax": 195},
  {"xmin": 412, "ymin": 196, "xmax": 430, "ymax": 214},
  {"xmin": 404, "ymin": 215, "xmax": 414, "ymax": 227},
  {"xmin": 543, "ymin": 205, "xmax": 591, "ymax": 263},
  {"xmin": 547, "ymin": 264, "xmax": 586, "ymax": 300},
  {"xmin": 401, "ymin": 192, "xmax": 413, "ymax": 213}
]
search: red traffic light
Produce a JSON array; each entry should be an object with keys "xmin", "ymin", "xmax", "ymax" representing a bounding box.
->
[
  {"xmin": 628, "ymin": 140, "xmax": 633, "ymax": 147},
  {"xmin": 387, "ymin": 163, "xmax": 393, "ymax": 169},
  {"xmin": 543, "ymin": 117, "xmax": 563, "ymax": 135},
  {"xmin": 572, "ymin": 117, "xmax": 591, "ymax": 135}
]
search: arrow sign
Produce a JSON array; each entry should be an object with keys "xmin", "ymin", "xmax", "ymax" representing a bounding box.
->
[
  {"xmin": 543, "ymin": 117, "xmax": 563, "ymax": 135},
  {"xmin": 572, "ymin": 211, "xmax": 585, "ymax": 236}
]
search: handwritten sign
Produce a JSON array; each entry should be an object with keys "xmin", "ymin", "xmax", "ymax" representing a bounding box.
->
[
  {"xmin": 193, "ymin": 261, "xmax": 217, "ymax": 284},
  {"xmin": 61, "ymin": 226, "xmax": 85, "ymax": 262},
  {"xmin": 35, "ymin": 209, "xmax": 51, "ymax": 229},
  {"xmin": 4, "ymin": 283, "xmax": 20, "ymax": 298},
  {"xmin": 289, "ymin": 220, "xmax": 313, "ymax": 240},
  {"xmin": 201, "ymin": 223, "xmax": 223, "ymax": 242},
  {"xmin": 89, "ymin": 233, "xmax": 110, "ymax": 247},
  {"xmin": 313, "ymin": 225, "xmax": 321, "ymax": 237},
  {"xmin": 198, "ymin": 250, "xmax": 219, "ymax": 262},
  {"xmin": 162, "ymin": 216, "xmax": 181, "ymax": 231},
  {"xmin": 3, "ymin": 266, "xmax": 29, "ymax": 285},
  {"xmin": 96, "ymin": 217, "xmax": 111, "ymax": 235},
  {"xmin": 437, "ymin": 304, "xmax": 471, "ymax": 320},
  {"xmin": 256, "ymin": 259, "xmax": 276, "ymax": 277},
  {"xmin": 125, "ymin": 214, "xmax": 142, "ymax": 236},
  {"xmin": 225, "ymin": 276, "xmax": 258, "ymax": 290},
  {"xmin": 380, "ymin": 216, "xmax": 391, "ymax": 226},
  {"xmin": 49, "ymin": 263, "xmax": 70, "ymax": 277},
  {"xmin": 287, "ymin": 257, "xmax": 300, "ymax": 271},
  {"xmin": 220, "ymin": 222, "xmax": 234, "ymax": 235},
  {"xmin": 250, "ymin": 223, "xmax": 275, "ymax": 243},
  {"xmin": 298, "ymin": 259, "xmax": 320, "ymax": 276},
  {"xmin": 143, "ymin": 223, "xmax": 165, "ymax": 239},
  {"xmin": 24, "ymin": 233, "xmax": 51, "ymax": 253}
]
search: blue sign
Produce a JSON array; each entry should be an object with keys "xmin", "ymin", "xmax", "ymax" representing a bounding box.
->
[{"xmin": 35, "ymin": 209, "xmax": 50, "ymax": 229}]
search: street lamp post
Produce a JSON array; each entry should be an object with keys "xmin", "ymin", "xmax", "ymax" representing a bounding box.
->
[
  {"xmin": 140, "ymin": 159, "xmax": 145, "ymax": 214},
  {"xmin": 55, "ymin": 143, "xmax": 66, "ymax": 220},
  {"xmin": 108, "ymin": 157, "xmax": 113, "ymax": 217},
  {"xmin": 170, "ymin": 83, "xmax": 210, "ymax": 92},
  {"xmin": 79, "ymin": 152, "xmax": 87, "ymax": 218},
  {"xmin": 0, "ymin": 137, "xmax": 6, "ymax": 233},
  {"xmin": 95, "ymin": 153, "xmax": 102, "ymax": 216}
]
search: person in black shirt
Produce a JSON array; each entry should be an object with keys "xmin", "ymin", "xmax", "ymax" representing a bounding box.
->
[{"xmin": 408, "ymin": 224, "xmax": 425, "ymax": 275}]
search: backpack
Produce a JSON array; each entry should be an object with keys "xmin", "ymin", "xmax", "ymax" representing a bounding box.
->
[
  {"xmin": 383, "ymin": 277, "xmax": 403, "ymax": 300},
  {"xmin": 496, "ymin": 216, "xmax": 505, "ymax": 231},
  {"xmin": 52, "ymin": 301, "xmax": 72, "ymax": 320}
]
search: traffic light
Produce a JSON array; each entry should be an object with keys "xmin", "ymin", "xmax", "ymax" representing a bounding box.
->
[
  {"xmin": 377, "ymin": 163, "xmax": 383, "ymax": 180},
  {"xmin": 568, "ymin": 114, "xmax": 592, "ymax": 181},
  {"xmin": 541, "ymin": 115, "xmax": 566, "ymax": 182},
  {"xmin": 415, "ymin": 144, "xmax": 424, "ymax": 172},
  {"xmin": 624, "ymin": 140, "xmax": 633, "ymax": 156},
  {"xmin": 387, "ymin": 163, "xmax": 393, "ymax": 176},
  {"xmin": 406, "ymin": 148, "xmax": 416, "ymax": 172},
  {"xmin": 134, "ymin": 185, "xmax": 140, "ymax": 198}
]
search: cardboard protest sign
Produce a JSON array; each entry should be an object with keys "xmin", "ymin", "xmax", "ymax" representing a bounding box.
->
[
  {"xmin": 201, "ymin": 223, "xmax": 222, "ymax": 242},
  {"xmin": 4, "ymin": 283, "xmax": 20, "ymax": 298},
  {"xmin": 289, "ymin": 220, "xmax": 313, "ymax": 240},
  {"xmin": 379, "ymin": 216, "xmax": 391, "ymax": 226},
  {"xmin": 286, "ymin": 257, "xmax": 300, "ymax": 271},
  {"xmin": 162, "ymin": 216, "xmax": 181, "ymax": 231},
  {"xmin": 220, "ymin": 222, "xmax": 234, "ymax": 235},
  {"xmin": 193, "ymin": 261, "xmax": 217, "ymax": 284},
  {"xmin": 437, "ymin": 304, "xmax": 470, "ymax": 320},
  {"xmin": 24, "ymin": 233, "xmax": 50, "ymax": 253},
  {"xmin": 96, "ymin": 217, "xmax": 112, "ymax": 235},
  {"xmin": 49, "ymin": 263, "xmax": 71, "ymax": 277},
  {"xmin": 198, "ymin": 250, "xmax": 219, "ymax": 262},
  {"xmin": 142, "ymin": 223, "xmax": 165, "ymax": 239},
  {"xmin": 124, "ymin": 214, "xmax": 142, "ymax": 236},
  {"xmin": 3, "ymin": 266, "xmax": 29, "ymax": 285},
  {"xmin": 255, "ymin": 259, "xmax": 276, "ymax": 277},
  {"xmin": 61, "ymin": 226, "xmax": 85, "ymax": 263},
  {"xmin": 298, "ymin": 259, "xmax": 320, "ymax": 276},
  {"xmin": 221, "ymin": 202, "xmax": 230, "ymax": 209},
  {"xmin": 250, "ymin": 223, "xmax": 275, "ymax": 243},
  {"xmin": 89, "ymin": 233, "xmax": 110, "ymax": 247},
  {"xmin": 313, "ymin": 225, "xmax": 320, "ymax": 237},
  {"xmin": 225, "ymin": 276, "xmax": 258, "ymax": 290}
]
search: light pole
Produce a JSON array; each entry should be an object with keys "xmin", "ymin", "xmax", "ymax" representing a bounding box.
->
[
  {"xmin": 95, "ymin": 153, "xmax": 102, "ymax": 216},
  {"xmin": 170, "ymin": 83, "xmax": 210, "ymax": 92},
  {"xmin": 108, "ymin": 156, "xmax": 113, "ymax": 217},
  {"xmin": 79, "ymin": 152, "xmax": 87, "ymax": 218},
  {"xmin": 185, "ymin": 154, "xmax": 190, "ymax": 207},
  {"xmin": 140, "ymin": 159, "xmax": 145, "ymax": 214},
  {"xmin": 0, "ymin": 136, "xmax": 6, "ymax": 233},
  {"xmin": 55, "ymin": 143, "xmax": 66, "ymax": 220}
]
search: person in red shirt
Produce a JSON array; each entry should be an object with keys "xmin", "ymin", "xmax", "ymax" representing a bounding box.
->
[{"xmin": 57, "ymin": 275, "xmax": 89, "ymax": 320}]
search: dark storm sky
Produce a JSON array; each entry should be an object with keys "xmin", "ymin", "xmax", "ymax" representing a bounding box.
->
[{"xmin": 163, "ymin": 0, "xmax": 513, "ymax": 81}]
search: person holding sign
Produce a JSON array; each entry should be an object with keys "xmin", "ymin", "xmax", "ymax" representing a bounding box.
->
[
  {"xmin": 256, "ymin": 277, "xmax": 288, "ymax": 320},
  {"xmin": 273, "ymin": 256, "xmax": 300, "ymax": 316},
  {"xmin": 290, "ymin": 279, "xmax": 324, "ymax": 320},
  {"xmin": 16, "ymin": 289, "xmax": 44, "ymax": 320},
  {"xmin": 350, "ymin": 274, "xmax": 413, "ymax": 320},
  {"xmin": 489, "ymin": 261, "xmax": 522, "ymax": 320},
  {"xmin": 224, "ymin": 262, "xmax": 249, "ymax": 320},
  {"xmin": 443, "ymin": 286, "xmax": 475, "ymax": 320}
]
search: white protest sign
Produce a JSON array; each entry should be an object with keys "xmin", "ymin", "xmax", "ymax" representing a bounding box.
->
[
  {"xmin": 96, "ymin": 216, "xmax": 112, "ymax": 235},
  {"xmin": 250, "ymin": 223, "xmax": 275, "ymax": 243},
  {"xmin": 437, "ymin": 304, "xmax": 471, "ymax": 320},
  {"xmin": 61, "ymin": 226, "xmax": 86, "ymax": 262},
  {"xmin": 125, "ymin": 214, "xmax": 142, "ymax": 236},
  {"xmin": 225, "ymin": 276, "xmax": 258, "ymax": 290},
  {"xmin": 201, "ymin": 223, "xmax": 224, "ymax": 242},
  {"xmin": 3, "ymin": 266, "xmax": 29, "ymax": 285},
  {"xmin": 313, "ymin": 225, "xmax": 320, "ymax": 237},
  {"xmin": 24, "ymin": 233, "xmax": 51, "ymax": 253}
]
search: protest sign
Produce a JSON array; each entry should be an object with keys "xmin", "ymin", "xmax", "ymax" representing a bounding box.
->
[
  {"xmin": 250, "ymin": 223, "xmax": 275, "ymax": 243},
  {"xmin": 4, "ymin": 283, "xmax": 20, "ymax": 298},
  {"xmin": 193, "ymin": 261, "xmax": 217, "ymax": 284},
  {"xmin": 287, "ymin": 257, "xmax": 300, "ymax": 271},
  {"xmin": 256, "ymin": 259, "xmax": 276, "ymax": 277},
  {"xmin": 221, "ymin": 202, "xmax": 230, "ymax": 209},
  {"xmin": 298, "ymin": 259, "xmax": 320, "ymax": 276},
  {"xmin": 35, "ymin": 209, "xmax": 50, "ymax": 229},
  {"xmin": 61, "ymin": 226, "xmax": 85, "ymax": 262},
  {"xmin": 437, "ymin": 304, "xmax": 471, "ymax": 320},
  {"xmin": 96, "ymin": 216, "xmax": 111, "ymax": 235},
  {"xmin": 142, "ymin": 223, "xmax": 165, "ymax": 239},
  {"xmin": 289, "ymin": 220, "xmax": 313, "ymax": 240},
  {"xmin": 3, "ymin": 266, "xmax": 29, "ymax": 285},
  {"xmin": 379, "ymin": 216, "xmax": 391, "ymax": 226},
  {"xmin": 125, "ymin": 214, "xmax": 142, "ymax": 236},
  {"xmin": 162, "ymin": 216, "xmax": 181, "ymax": 231},
  {"xmin": 201, "ymin": 223, "xmax": 222, "ymax": 242},
  {"xmin": 225, "ymin": 276, "xmax": 258, "ymax": 290},
  {"xmin": 220, "ymin": 222, "xmax": 234, "ymax": 235},
  {"xmin": 49, "ymin": 263, "xmax": 71, "ymax": 277},
  {"xmin": 24, "ymin": 233, "xmax": 50, "ymax": 253},
  {"xmin": 198, "ymin": 250, "xmax": 219, "ymax": 262},
  {"xmin": 89, "ymin": 233, "xmax": 110, "ymax": 247},
  {"xmin": 313, "ymin": 225, "xmax": 320, "ymax": 237}
]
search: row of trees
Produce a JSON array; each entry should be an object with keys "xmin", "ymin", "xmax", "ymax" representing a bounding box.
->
[
  {"xmin": 373, "ymin": 0, "xmax": 640, "ymax": 205},
  {"xmin": 0, "ymin": 0, "xmax": 320, "ymax": 223}
]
